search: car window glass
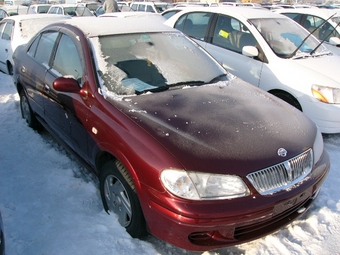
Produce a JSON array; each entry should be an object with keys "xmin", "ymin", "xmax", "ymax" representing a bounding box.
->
[
  {"xmin": 52, "ymin": 34, "xmax": 83, "ymax": 82},
  {"xmin": 27, "ymin": 35, "xmax": 40, "ymax": 57},
  {"xmin": 146, "ymin": 5, "xmax": 154, "ymax": 12},
  {"xmin": 0, "ymin": 22, "xmax": 6, "ymax": 39},
  {"xmin": 212, "ymin": 15, "xmax": 257, "ymax": 54},
  {"xmin": 176, "ymin": 12, "xmax": 211, "ymax": 40},
  {"xmin": 35, "ymin": 31, "xmax": 59, "ymax": 65},
  {"xmin": 93, "ymin": 32, "xmax": 225, "ymax": 95},
  {"xmin": 2, "ymin": 21, "xmax": 13, "ymax": 40},
  {"xmin": 306, "ymin": 15, "xmax": 340, "ymax": 41},
  {"xmin": 138, "ymin": 4, "xmax": 145, "ymax": 11}
]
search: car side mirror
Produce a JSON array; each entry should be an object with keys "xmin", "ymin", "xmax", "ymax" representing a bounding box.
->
[
  {"xmin": 53, "ymin": 77, "xmax": 81, "ymax": 93},
  {"xmin": 329, "ymin": 37, "xmax": 340, "ymax": 46},
  {"xmin": 242, "ymin": 46, "xmax": 259, "ymax": 57}
]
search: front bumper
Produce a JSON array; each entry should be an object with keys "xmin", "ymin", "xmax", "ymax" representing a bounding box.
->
[{"xmin": 142, "ymin": 150, "xmax": 330, "ymax": 251}]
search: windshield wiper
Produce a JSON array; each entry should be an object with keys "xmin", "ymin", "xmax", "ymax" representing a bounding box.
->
[
  {"xmin": 167, "ymin": 81, "xmax": 205, "ymax": 88},
  {"xmin": 208, "ymin": 73, "xmax": 229, "ymax": 84},
  {"xmin": 288, "ymin": 13, "xmax": 336, "ymax": 59},
  {"xmin": 310, "ymin": 20, "xmax": 340, "ymax": 55}
]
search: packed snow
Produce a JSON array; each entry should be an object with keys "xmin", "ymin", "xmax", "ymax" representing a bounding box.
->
[{"xmin": 0, "ymin": 71, "xmax": 339, "ymax": 255}]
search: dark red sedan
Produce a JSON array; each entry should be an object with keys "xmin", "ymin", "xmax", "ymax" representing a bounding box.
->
[{"xmin": 13, "ymin": 16, "xmax": 330, "ymax": 251}]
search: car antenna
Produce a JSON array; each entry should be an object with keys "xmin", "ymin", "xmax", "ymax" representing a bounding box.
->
[
  {"xmin": 310, "ymin": 20, "xmax": 340, "ymax": 55},
  {"xmin": 288, "ymin": 13, "xmax": 336, "ymax": 59}
]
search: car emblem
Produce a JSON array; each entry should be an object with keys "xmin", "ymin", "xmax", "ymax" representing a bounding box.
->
[{"xmin": 277, "ymin": 148, "xmax": 287, "ymax": 157}]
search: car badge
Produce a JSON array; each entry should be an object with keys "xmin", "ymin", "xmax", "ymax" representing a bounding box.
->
[{"xmin": 277, "ymin": 148, "xmax": 287, "ymax": 157}]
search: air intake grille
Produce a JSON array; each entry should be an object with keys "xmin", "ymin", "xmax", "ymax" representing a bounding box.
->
[{"xmin": 247, "ymin": 149, "xmax": 313, "ymax": 195}]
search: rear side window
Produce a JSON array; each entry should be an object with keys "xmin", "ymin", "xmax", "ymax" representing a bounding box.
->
[
  {"xmin": 175, "ymin": 12, "xmax": 211, "ymax": 40},
  {"xmin": 1, "ymin": 21, "xmax": 13, "ymax": 40}
]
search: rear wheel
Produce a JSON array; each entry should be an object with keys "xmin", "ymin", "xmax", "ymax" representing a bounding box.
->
[
  {"xmin": 99, "ymin": 160, "xmax": 147, "ymax": 238},
  {"xmin": 20, "ymin": 90, "xmax": 41, "ymax": 130}
]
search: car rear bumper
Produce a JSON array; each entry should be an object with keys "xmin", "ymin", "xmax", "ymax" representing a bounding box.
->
[{"xmin": 142, "ymin": 150, "xmax": 330, "ymax": 251}]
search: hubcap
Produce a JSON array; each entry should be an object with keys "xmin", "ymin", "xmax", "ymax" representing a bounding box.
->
[{"xmin": 104, "ymin": 175, "xmax": 132, "ymax": 227}]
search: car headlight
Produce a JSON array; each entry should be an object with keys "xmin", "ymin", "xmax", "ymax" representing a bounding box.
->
[
  {"xmin": 313, "ymin": 126, "xmax": 324, "ymax": 164},
  {"xmin": 312, "ymin": 85, "xmax": 340, "ymax": 104},
  {"xmin": 160, "ymin": 169, "xmax": 250, "ymax": 200}
]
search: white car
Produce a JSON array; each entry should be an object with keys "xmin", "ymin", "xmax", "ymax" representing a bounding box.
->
[
  {"xmin": 274, "ymin": 8, "xmax": 340, "ymax": 55},
  {"xmin": 47, "ymin": 4, "xmax": 94, "ymax": 16},
  {"xmin": 27, "ymin": 4, "xmax": 52, "ymax": 14},
  {"xmin": 0, "ymin": 14, "xmax": 71, "ymax": 75},
  {"xmin": 165, "ymin": 7, "xmax": 340, "ymax": 134},
  {"xmin": 129, "ymin": 1, "xmax": 173, "ymax": 13}
]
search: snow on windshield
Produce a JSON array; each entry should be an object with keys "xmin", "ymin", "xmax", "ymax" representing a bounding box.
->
[{"xmin": 90, "ymin": 32, "xmax": 225, "ymax": 97}]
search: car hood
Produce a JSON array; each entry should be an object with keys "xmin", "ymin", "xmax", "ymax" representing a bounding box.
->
[
  {"xmin": 293, "ymin": 54, "xmax": 340, "ymax": 87},
  {"xmin": 113, "ymin": 78, "xmax": 317, "ymax": 175}
]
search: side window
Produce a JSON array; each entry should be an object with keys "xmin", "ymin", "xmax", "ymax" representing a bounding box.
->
[
  {"xmin": 212, "ymin": 15, "xmax": 257, "ymax": 54},
  {"xmin": 0, "ymin": 22, "xmax": 6, "ymax": 39},
  {"xmin": 27, "ymin": 35, "xmax": 40, "ymax": 57},
  {"xmin": 130, "ymin": 4, "xmax": 138, "ymax": 11},
  {"xmin": 146, "ymin": 5, "xmax": 154, "ymax": 13},
  {"xmin": 52, "ymin": 34, "xmax": 83, "ymax": 82},
  {"xmin": 35, "ymin": 31, "xmax": 59, "ymax": 65},
  {"xmin": 175, "ymin": 12, "xmax": 211, "ymax": 40},
  {"xmin": 2, "ymin": 21, "xmax": 13, "ymax": 40},
  {"xmin": 138, "ymin": 4, "xmax": 146, "ymax": 11}
]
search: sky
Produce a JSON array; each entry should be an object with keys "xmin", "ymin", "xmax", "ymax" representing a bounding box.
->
[{"xmin": 0, "ymin": 71, "xmax": 339, "ymax": 255}]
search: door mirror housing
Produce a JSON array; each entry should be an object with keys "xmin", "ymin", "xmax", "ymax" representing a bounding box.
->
[{"xmin": 53, "ymin": 77, "xmax": 80, "ymax": 93}]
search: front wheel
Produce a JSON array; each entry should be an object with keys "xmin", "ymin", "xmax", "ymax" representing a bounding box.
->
[{"xmin": 99, "ymin": 160, "xmax": 147, "ymax": 238}]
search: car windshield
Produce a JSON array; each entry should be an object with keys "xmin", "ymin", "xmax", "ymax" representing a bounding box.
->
[
  {"xmin": 91, "ymin": 32, "xmax": 227, "ymax": 96},
  {"xmin": 250, "ymin": 18, "xmax": 329, "ymax": 58}
]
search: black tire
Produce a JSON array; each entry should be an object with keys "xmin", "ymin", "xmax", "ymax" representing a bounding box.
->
[
  {"xmin": 19, "ymin": 90, "xmax": 41, "ymax": 130},
  {"xmin": 272, "ymin": 91, "xmax": 302, "ymax": 111},
  {"xmin": 99, "ymin": 160, "xmax": 147, "ymax": 238},
  {"xmin": 7, "ymin": 62, "xmax": 13, "ymax": 76}
]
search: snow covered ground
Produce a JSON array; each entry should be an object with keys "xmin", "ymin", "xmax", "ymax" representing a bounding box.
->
[{"xmin": 0, "ymin": 71, "xmax": 339, "ymax": 255}]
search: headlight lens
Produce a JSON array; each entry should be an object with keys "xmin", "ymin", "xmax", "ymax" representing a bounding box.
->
[
  {"xmin": 312, "ymin": 85, "xmax": 340, "ymax": 104},
  {"xmin": 160, "ymin": 169, "xmax": 250, "ymax": 200},
  {"xmin": 313, "ymin": 126, "xmax": 324, "ymax": 164}
]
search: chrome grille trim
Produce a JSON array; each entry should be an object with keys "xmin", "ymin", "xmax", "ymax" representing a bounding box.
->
[{"xmin": 247, "ymin": 149, "xmax": 313, "ymax": 195}]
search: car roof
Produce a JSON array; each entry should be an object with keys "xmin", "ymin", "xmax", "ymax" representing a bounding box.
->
[
  {"xmin": 274, "ymin": 7, "xmax": 340, "ymax": 18},
  {"xmin": 168, "ymin": 6, "xmax": 285, "ymax": 20},
  {"xmin": 50, "ymin": 16, "xmax": 177, "ymax": 37},
  {"xmin": 1, "ymin": 13, "xmax": 69, "ymax": 22}
]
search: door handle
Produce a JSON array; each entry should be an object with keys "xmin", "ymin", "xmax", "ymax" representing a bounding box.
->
[
  {"xmin": 21, "ymin": 66, "xmax": 26, "ymax": 73},
  {"xmin": 44, "ymin": 84, "xmax": 50, "ymax": 93}
]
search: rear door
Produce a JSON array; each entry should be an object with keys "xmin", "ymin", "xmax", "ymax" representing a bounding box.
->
[{"xmin": 0, "ymin": 19, "xmax": 13, "ymax": 74}]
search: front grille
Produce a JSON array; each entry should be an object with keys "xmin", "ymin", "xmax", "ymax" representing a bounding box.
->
[{"xmin": 247, "ymin": 149, "xmax": 313, "ymax": 195}]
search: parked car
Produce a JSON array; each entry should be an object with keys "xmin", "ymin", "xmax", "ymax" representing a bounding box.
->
[
  {"xmin": 165, "ymin": 7, "xmax": 340, "ymax": 134},
  {"xmin": 13, "ymin": 16, "xmax": 330, "ymax": 251},
  {"xmin": 47, "ymin": 4, "xmax": 94, "ymax": 16},
  {"xmin": 161, "ymin": 7, "xmax": 183, "ymax": 19},
  {"xmin": 77, "ymin": 1, "xmax": 101, "ymax": 14},
  {"xmin": 0, "ymin": 211, "xmax": 4, "ymax": 255},
  {"xmin": 274, "ymin": 8, "xmax": 340, "ymax": 55},
  {"xmin": 0, "ymin": 14, "xmax": 71, "ymax": 75},
  {"xmin": 0, "ymin": 4, "xmax": 28, "ymax": 15},
  {"xmin": 130, "ymin": 1, "xmax": 172, "ymax": 13},
  {"xmin": 27, "ymin": 4, "xmax": 51, "ymax": 14}
]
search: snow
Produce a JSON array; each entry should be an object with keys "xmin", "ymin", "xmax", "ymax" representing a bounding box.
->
[{"xmin": 0, "ymin": 71, "xmax": 339, "ymax": 255}]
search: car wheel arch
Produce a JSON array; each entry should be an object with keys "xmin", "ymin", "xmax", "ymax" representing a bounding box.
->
[
  {"xmin": 95, "ymin": 151, "xmax": 142, "ymax": 193},
  {"xmin": 269, "ymin": 89, "xmax": 303, "ymax": 111}
]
